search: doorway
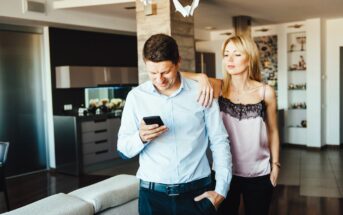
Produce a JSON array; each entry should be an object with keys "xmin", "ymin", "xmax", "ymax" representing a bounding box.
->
[{"xmin": 0, "ymin": 24, "xmax": 47, "ymax": 176}]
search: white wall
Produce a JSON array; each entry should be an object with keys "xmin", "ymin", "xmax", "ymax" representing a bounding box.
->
[
  {"xmin": 305, "ymin": 18, "xmax": 322, "ymax": 147},
  {"xmin": 325, "ymin": 18, "xmax": 343, "ymax": 145},
  {"xmin": 0, "ymin": 0, "xmax": 136, "ymax": 33}
]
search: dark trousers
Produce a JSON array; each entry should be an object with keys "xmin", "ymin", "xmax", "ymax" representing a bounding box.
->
[
  {"xmin": 139, "ymin": 184, "xmax": 217, "ymax": 215},
  {"xmin": 218, "ymin": 175, "xmax": 274, "ymax": 215}
]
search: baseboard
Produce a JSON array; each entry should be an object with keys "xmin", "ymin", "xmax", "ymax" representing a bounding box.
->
[
  {"xmin": 282, "ymin": 143, "xmax": 342, "ymax": 150},
  {"xmin": 282, "ymin": 143, "xmax": 307, "ymax": 149},
  {"xmin": 322, "ymin": 144, "xmax": 343, "ymax": 150},
  {"xmin": 48, "ymin": 168, "xmax": 57, "ymax": 173}
]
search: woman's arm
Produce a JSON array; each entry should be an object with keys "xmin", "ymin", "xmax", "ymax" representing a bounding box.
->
[
  {"xmin": 264, "ymin": 85, "xmax": 280, "ymax": 187},
  {"xmin": 181, "ymin": 71, "xmax": 222, "ymax": 107}
]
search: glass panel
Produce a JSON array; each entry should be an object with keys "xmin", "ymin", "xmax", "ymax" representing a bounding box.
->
[
  {"xmin": 84, "ymin": 86, "xmax": 133, "ymax": 111},
  {"xmin": 0, "ymin": 29, "xmax": 47, "ymax": 176}
]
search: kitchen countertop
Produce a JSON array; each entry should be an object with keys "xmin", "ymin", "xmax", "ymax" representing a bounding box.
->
[{"xmin": 54, "ymin": 112, "xmax": 121, "ymax": 121}]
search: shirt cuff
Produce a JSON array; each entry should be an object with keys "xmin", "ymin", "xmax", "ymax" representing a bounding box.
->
[
  {"xmin": 215, "ymin": 180, "xmax": 230, "ymax": 198},
  {"xmin": 121, "ymin": 131, "xmax": 145, "ymax": 158}
]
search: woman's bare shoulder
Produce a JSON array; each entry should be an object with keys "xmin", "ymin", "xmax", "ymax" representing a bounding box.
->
[{"xmin": 264, "ymin": 84, "xmax": 276, "ymax": 103}]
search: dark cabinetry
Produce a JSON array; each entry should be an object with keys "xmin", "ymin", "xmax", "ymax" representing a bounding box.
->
[
  {"xmin": 54, "ymin": 115, "xmax": 121, "ymax": 175},
  {"xmin": 49, "ymin": 28, "xmax": 137, "ymax": 115}
]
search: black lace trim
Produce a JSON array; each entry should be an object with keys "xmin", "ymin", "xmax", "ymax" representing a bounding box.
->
[{"xmin": 219, "ymin": 96, "xmax": 266, "ymax": 121}]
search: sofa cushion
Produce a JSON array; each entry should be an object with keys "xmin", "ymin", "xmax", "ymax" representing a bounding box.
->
[
  {"xmin": 3, "ymin": 193, "xmax": 93, "ymax": 215},
  {"xmin": 97, "ymin": 199, "xmax": 138, "ymax": 215},
  {"xmin": 69, "ymin": 174, "xmax": 139, "ymax": 213}
]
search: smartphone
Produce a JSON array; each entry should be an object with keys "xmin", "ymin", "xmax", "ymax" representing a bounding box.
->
[{"xmin": 143, "ymin": 116, "xmax": 164, "ymax": 126}]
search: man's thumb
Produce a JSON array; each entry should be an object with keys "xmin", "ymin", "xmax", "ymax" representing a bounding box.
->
[{"xmin": 194, "ymin": 193, "xmax": 206, "ymax": 202}]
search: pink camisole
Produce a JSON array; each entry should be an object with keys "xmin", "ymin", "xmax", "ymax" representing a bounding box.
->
[{"xmin": 218, "ymin": 87, "xmax": 271, "ymax": 177}]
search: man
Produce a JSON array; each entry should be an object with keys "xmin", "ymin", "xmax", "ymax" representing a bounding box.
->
[{"xmin": 117, "ymin": 33, "xmax": 232, "ymax": 215}]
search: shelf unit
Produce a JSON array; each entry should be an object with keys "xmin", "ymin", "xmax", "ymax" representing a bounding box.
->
[
  {"xmin": 251, "ymin": 20, "xmax": 321, "ymax": 147},
  {"xmin": 285, "ymin": 31, "xmax": 307, "ymax": 145}
]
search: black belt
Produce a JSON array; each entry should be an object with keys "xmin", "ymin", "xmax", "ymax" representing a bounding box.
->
[{"xmin": 140, "ymin": 176, "xmax": 211, "ymax": 196}]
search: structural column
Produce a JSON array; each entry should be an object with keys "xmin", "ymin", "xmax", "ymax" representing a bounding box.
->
[
  {"xmin": 136, "ymin": 0, "xmax": 195, "ymax": 83},
  {"xmin": 232, "ymin": 15, "xmax": 252, "ymax": 38}
]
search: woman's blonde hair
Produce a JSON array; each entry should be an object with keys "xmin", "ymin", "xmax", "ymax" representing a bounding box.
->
[{"xmin": 221, "ymin": 35, "xmax": 261, "ymax": 97}]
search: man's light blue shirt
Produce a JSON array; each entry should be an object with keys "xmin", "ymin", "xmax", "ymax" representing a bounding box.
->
[{"xmin": 117, "ymin": 76, "xmax": 232, "ymax": 197}]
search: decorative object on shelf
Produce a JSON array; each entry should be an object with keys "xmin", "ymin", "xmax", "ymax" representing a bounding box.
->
[
  {"xmin": 301, "ymin": 120, "xmax": 307, "ymax": 128},
  {"xmin": 288, "ymin": 55, "xmax": 306, "ymax": 71},
  {"xmin": 289, "ymin": 44, "xmax": 295, "ymax": 52},
  {"xmin": 88, "ymin": 99, "xmax": 99, "ymax": 114},
  {"xmin": 288, "ymin": 83, "xmax": 306, "ymax": 90},
  {"xmin": 110, "ymin": 98, "xmax": 124, "ymax": 109},
  {"xmin": 87, "ymin": 98, "xmax": 124, "ymax": 114},
  {"xmin": 254, "ymin": 35, "xmax": 278, "ymax": 90},
  {"xmin": 290, "ymin": 102, "xmax": 307, "ymax": 109},
  {"xmin": 99, "ymin": 98, "xmax": 109, "ymax": 113},
  {"xmin": 298, "ymin": 55, "xmax": 306, "ymax": 70},
  {"xmin": 289, "ymin": 64, "xmax": 298, "ymax": 71},
  {"xmin": 296, "ymin": 36, "xmax": 306, "ymax": 51}
]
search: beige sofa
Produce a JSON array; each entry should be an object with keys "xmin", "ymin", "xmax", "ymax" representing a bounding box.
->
[{"xmin": 2, "ymin": 174, "xmax": 139, "ymax": 215}]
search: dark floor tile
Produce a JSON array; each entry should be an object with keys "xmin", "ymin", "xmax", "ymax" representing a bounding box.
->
[
  {"xmin": 301, "ymin": 171, "xmax": 336, "ymax": 179},
  {"xmin": 300, "ymin": 185, "xmax": 342, "ymax": 198},
  {"xmin": 300, "ymin": 177, "xmax": 337, "ymax": 188}
]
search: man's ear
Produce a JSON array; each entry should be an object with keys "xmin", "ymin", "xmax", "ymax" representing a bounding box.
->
[{"xmin": 176, "ymin": 57, "xmax": 182, "ymax": 68}]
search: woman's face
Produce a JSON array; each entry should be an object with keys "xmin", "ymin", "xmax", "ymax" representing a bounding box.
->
[{"xmin": 223, "ymin": 41, "xmax": 249, "ymax": 76}]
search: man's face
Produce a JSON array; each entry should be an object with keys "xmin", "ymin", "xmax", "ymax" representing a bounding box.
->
[{"xmin": 146, "ymin": 60, "xmax": 180, "ymax": 94}]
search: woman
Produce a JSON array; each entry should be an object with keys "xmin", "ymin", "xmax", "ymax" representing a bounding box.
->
[{"xmin": 183, "ymin": 35, "xmax": 280, "ymax": 215}]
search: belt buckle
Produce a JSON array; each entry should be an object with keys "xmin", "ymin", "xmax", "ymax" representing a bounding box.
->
[{"xmin": 166, "ymin": 184, "xmax": 180, "ymax": 196}]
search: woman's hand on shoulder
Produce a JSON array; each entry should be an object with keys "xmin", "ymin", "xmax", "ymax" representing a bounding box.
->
[
  {"xmin": 196, "ymin": 74, "xmax": 222, "ymax": 108},
  {"xmin": 197, "ymin": 73, "xmax": 213, "ymax": 108}
]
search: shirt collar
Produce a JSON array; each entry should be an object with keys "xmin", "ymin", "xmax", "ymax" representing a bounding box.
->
[{"xmin": 146, "ymin": 72, "xmax": 190, "ymax": 96}]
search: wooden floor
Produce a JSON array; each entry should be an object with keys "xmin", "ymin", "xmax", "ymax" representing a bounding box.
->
[{"xmin": 0, "ymin": 147, "xmax": 342, "ymax": 214}]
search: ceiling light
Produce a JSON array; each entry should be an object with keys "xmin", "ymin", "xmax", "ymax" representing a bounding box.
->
[
  {"xmin": 204, "ymin": 26, "xmax": 216, "ymax": 30},
  {"xmin": 124, "ymin": 6, "xmax": 136, "ymax": 10},
  {"xmin": 255, "ymin": 28, "xmax": 269, "ymax": 32},
  {"xmin": 288, "ymin": 24, "xmax": 303, "ymax": 29},
  {"xmin": 219, "ymin": 32, "xmax": 232, "ymax": 36}
]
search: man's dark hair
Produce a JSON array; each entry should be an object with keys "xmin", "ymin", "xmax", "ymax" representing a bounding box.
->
[{"xmin": 143, "ymin": 34, "xmax": 180, "ymax": 65}]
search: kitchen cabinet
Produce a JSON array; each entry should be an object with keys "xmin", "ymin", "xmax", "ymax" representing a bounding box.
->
[
  {"xmin": 81, "ymin": 118, "xmax": 120, "ymax": 165},
  {"xmin": 54, "ymin": 115, "xmax": 121, "ymax": 175},
  {"xmin": 55, "ymin": 66, "xmax": 138, "ymax": 88}
]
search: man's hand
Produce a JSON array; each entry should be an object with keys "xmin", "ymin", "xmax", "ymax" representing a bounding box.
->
[
  {"xmin": 197, "ymin": 73, "xmax": 213, "ymax": 108},
  {"xmin": 194, "ymin": 190, "xmax": 224, "ymax": 210},
  {"xmin": 139, "ymin": 120, "xmax": 168, "ymax": 142}
]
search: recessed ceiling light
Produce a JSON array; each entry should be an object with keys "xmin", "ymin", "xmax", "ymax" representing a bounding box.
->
[
  {"xmin": 204, "ymin": 26, "xmax": 216, "ymax": 30},
  {"xmin": 288, "ymin": 24, "xmax": 302, "ymax": 29},
  {"xmin": 124, "ymin": 6, "xmax": 136, "ymax": 10},
  {"xmin": 255, "ymin": 28, "xmax": 269, "ymax": 32},
  {"xmin": 219, "ymin": 32, "xmax": 232, "ymax": 36}
]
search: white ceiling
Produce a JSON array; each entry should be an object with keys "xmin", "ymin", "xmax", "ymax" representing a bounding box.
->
[{"xmin": 54, "ymin": 0, "xmax": 343, "ymax": 31}]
